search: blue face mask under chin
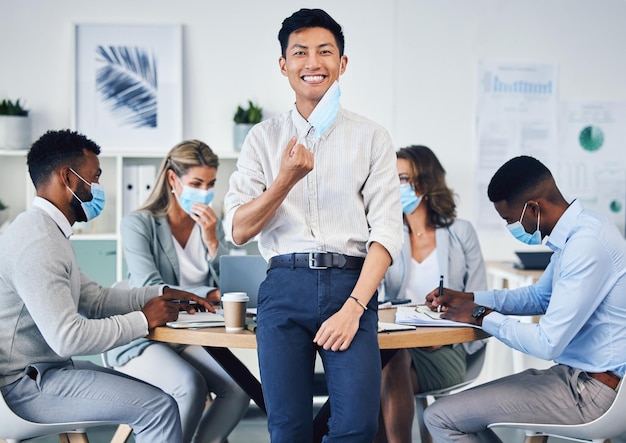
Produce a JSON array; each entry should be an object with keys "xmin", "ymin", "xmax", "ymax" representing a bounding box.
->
[
  {"xmin": 506, "ymin": 202, "xmax": 542, "ymax": 245},
  {"xmin": 67, "ymin": 168, "xmax": 106, "ymax": 221}
]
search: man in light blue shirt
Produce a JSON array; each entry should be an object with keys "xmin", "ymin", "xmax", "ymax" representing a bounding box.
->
[{"xmin": 424, "ymin": 155, "xmax": 626, "ymax": 442}]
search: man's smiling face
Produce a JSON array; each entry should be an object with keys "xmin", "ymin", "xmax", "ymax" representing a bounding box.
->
[{"xmin": 279, "ymin": 26, "xmax": 347, "ymax": 119}]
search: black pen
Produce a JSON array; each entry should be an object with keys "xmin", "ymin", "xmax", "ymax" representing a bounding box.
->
[
  {"xmin": 171, "ymin": 300, "xmax": 198, "ymax": 305},
  {"xmin": 437, "ymin": 275, "xmax": 444, "ymax": 312}
]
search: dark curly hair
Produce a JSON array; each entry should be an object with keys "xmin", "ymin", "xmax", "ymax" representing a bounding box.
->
[
  {"xmin": 27, "ymin": 130, "xmax": 101, "ymax": 188},
  {"xmin": 487, "ymin": 155, "xmax": 552, "ymax": 205}
]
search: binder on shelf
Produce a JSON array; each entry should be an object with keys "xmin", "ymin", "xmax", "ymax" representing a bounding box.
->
[
  {"xmin": 122, "ymin": 165, "xmax": 139, "ymax": 216},
  {"xmin": 123, "ymin": 164, "xmax": 157, "ymax": 216},
  {"xmin": 137, "ymin": 164, "xmax": 157, "ymax": 206}
]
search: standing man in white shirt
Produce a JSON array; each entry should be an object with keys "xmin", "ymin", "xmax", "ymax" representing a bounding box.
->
[{"xmin": 224, "ymin": 8, "xmax": 403, "ymax": 443}]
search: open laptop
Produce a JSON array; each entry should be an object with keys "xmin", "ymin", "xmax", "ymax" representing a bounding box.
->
[
  {"xmin": 514, "ymin": 251, "xmax": 553, "ymax": 270},
  {"xmin": 219, "ymin": 255, "xmax": 267, "ymax": 308}
]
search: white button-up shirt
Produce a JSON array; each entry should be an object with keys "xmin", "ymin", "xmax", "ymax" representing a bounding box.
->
[{"xmin": 224, "ymin": 105, "xmax": 403, "ymax": 263}]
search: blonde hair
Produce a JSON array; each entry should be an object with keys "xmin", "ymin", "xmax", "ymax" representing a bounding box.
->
[{"xmin": 137, "ymin": 140, "xmax": 219, "ymax": 217}]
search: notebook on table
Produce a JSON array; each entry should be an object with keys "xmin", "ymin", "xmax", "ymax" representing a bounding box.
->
[
  {"xmin": 166, "ymin": 311, "xmax": 225, "ymax": 328},
  {"xmin": 219, "ymin": 255, "xmax": 267, "ymax": 309}
]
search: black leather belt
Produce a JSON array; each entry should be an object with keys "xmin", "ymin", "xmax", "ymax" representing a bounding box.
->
[{"xmin": 268, "ymin": 253, "xmax": 365, "ymax": 270}]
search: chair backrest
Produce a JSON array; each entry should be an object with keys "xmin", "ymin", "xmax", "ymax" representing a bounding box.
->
[
  {"xmin": 416, "ymin": 343, "xmax": 488, "ymax": 398},
  {"xmin": 488, "ymin": 379, "xmax": 626, "ymax": 441},
  {"xmin": 464, "ymin": 343, "xmax": 488, "ymax": 381},
  {"xmin": 0, "ymin": 389, "xmax": 116, "ymax": 441}
]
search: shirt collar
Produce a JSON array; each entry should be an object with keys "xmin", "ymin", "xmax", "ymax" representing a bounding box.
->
[
  {"xmin": 290, "ymin": 103, "xmax": 312, "ymax": 139},
  {"xmin": 545, "ymin": 199, "xmax": 582, "ymax": 251},
  {"xmin": 32, "ymin": 196, "xmax": 74, "ymax": 238},
  {"xmin": 289, "ymin": 103, "xmax": 343, "ymax": 142}
]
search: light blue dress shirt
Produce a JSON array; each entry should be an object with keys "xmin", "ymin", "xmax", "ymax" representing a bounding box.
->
[{"xmin": 476, "ymin": 200, "xmax": 626, "ymax": 377}]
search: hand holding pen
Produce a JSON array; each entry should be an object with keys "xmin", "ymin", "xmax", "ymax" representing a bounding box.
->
[
  {"xmin": 425, "ymin": 286, "xmax": 476, "ymax": 315},
  {"xmin": 437, "ymin": 275, "xmax": 444, "ymax": 312}
]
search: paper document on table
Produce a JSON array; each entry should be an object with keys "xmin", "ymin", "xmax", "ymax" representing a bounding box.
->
[
  {"xmin": 395, "ymin": 306, "xmax": 481, "ymax": 328},
  {"xmin": 415, "ymin": 304, "xmax": 444, "ymax": 319},
  {"xmin": 378, "ymin": 322, "xmax": 417, "ymax": 333},
  {"xmin": 166, "ymin": 311, "xmax": 225, "ymax": 329}
]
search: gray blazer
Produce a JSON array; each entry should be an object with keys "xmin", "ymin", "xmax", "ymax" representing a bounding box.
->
[
  {"xmin": 122, "ymin": 211, "xmax": 228, "ymax": 294},
  {"xmin": 383, "ymin": 219, "xmax": 487, "ymax": 300},
  {"xmin": 382, "ymin": 218, "xmax": 488, "ymax": 353}
]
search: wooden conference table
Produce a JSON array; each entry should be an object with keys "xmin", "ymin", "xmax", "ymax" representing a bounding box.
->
[{"xmin": 148, "ymin": 308, "xmax": 489, "ymax": 442}]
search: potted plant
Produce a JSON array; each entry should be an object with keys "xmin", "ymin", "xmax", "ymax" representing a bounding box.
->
[
  {"xmin": 0, "ymin": 99, "xmax": 31, "ymax": 150},
  {"xmin": 233, "ymin": 100, "xmax": 263, "ymax": 152}
]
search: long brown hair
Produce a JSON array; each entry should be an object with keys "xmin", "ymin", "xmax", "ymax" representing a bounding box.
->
[
  {"xmin": 396, "ymin": 145, "xmax": 456, "ymax": 228},
  {"xmin": 137, "ymin": 140, "xmax": 219, "ymax": 217}
]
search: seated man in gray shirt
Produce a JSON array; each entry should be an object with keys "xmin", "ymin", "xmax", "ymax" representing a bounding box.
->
[{"xmin": 0, "ymin": 129, "xmax": 212, "ymax": 442}]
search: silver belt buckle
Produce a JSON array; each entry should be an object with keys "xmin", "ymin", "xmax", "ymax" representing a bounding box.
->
[{"xmin": 309, "ymin": 252, "xmax": 328, "ymax": 270}]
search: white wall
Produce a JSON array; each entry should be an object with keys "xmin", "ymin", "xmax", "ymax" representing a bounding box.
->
[{"xmin": 2, "ymin": 0, "xmax": 625, "ymax": 260}]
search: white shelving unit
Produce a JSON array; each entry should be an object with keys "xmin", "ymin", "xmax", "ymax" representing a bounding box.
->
[{"xmin": 0, "ymin": 147, "xmax": 249, "ymax": 285}]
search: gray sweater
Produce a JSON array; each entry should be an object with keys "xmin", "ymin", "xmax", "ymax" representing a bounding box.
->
[{"xmin": 0, "ymin": 201, "xmax": 159, "ymax": 387}]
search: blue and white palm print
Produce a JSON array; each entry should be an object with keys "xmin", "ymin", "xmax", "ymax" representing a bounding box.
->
[{"xmin": 95, "ymin": 45, "xmax": 158, "ymax": 128}]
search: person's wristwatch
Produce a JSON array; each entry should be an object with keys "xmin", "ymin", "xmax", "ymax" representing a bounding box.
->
[{"xmin": 471, "ymin": 305, "xmax": 488, "ymax": 320}]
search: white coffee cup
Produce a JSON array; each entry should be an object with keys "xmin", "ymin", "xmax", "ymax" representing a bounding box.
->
[{"xmin": 221, "ymin": 292, "xmax": 249, "ymax": 332}]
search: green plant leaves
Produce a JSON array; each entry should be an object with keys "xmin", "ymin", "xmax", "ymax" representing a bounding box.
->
[
  {"xmin": 234, "ymin": 100, "xmax": 263, "ymax": 124},
  {"xmin": 0, "ymin": 99, "xmax": 29, "ymax": 116}
]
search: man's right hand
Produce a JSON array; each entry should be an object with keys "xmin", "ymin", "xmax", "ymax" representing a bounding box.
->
[
  {"xmin": 278, "ymin": 136, "xmax": 314, "ymax": 187},
  {"xmin": 425, "ymin": 287, "xmax": 474, "ymax": 313},
  {"xmin": 231, "ymin": 135, "xmax": 314, "ymax": 245},
  {"xmin": 141, "ymin": 287, "xmax": 214, "ymax": 330}
]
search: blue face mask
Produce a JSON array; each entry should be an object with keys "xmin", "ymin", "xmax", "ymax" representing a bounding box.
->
[
  {"xmin": 67, "ymin": 168, "xmax": 105, "ymax": 221},
  {"xmin": 307, "ymin": 81, "xmax": 341, "ymax": 142},
  {"xmin": 175, "ymin": 178, "xmax": 214, "ymax": 215},
  {"xmin": 400, "ymin": 183, "xmax": 422, "ymax": 214},
  {"xmin": 507, "ymin": 202, "xmax": 542, "ymax": 245}
]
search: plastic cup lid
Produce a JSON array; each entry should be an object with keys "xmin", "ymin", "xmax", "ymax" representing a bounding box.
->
[{"xmin": 221, "ymin": 292, "xmax": 249, "ymax": 302}]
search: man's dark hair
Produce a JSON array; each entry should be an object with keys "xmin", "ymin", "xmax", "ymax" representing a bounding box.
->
[
  {"xmin": 278, "ymin": 8, "xmax": 345, "ymax": 58},
  {"xmin": 487, "ymin": 155, "xmax": 552, "ymax": 204},
  {"xmin": 27, "ymin": 129, "xmax": 101, "ymax": 188}
]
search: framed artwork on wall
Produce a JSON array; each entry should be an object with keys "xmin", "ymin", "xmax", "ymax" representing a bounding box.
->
[{"xmin": 74, "ymin": 24, "xmax": 182, "ymax": 152}]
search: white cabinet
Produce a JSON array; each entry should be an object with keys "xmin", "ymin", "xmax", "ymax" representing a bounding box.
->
[
  {"xmin": 0, "ymin": 150, "xmax": 34, "ymax": 225},
  {"xmin": 0, "ymin": 148, "xmax": 243, "ymax": 285}
]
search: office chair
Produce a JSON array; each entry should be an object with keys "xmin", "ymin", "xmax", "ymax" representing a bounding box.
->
[
  {"xmin": 0, "ymin": 389, "xmax": 121, "ymax": 443},
  {"xmin": 488, "ymin": 379, "xmax": 626, "ymax": 443},
  {"xmin": 415, "ymin": 343, "xmax": 488, "ymax": 443}
]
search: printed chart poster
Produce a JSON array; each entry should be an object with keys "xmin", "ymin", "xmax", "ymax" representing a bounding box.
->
[
  {"xmin": 557, "ymin": 101, "xmax": 626, "ymax": 235},
  {"xmin": 475, "ymin": 61, "xmax": 558, "ymax": 233}
]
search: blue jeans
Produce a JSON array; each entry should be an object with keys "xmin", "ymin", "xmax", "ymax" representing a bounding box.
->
[
  {"xmin": 1, "ymin": 360, "xmax": 182, "ymax": 442},
  {"xmin": 256, "ymin": 266, "xmax": 381, "ymax": 443}
]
